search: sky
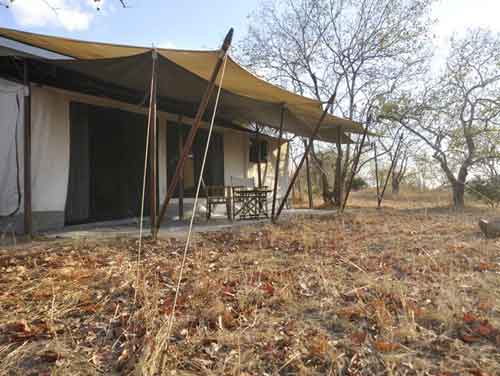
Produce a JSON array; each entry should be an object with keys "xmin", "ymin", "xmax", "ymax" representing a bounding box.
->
[
  {"xmin": 0, "ymin": 0, "xmax": 500, "ymax": 51},
  {"xmin": 0, "ymin": 0, "xmax": 261, "ymax": 49}
]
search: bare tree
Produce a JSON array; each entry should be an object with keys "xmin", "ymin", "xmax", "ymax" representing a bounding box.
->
[
  {"xmin": 379, "ymin": 28, "xmax": 500, "ymax": 209},
  {"xmin": 239, "ymin": 0, "xmax": 433, "ymax": 207},
  {"xmin": 378, "ymin": 127, "xmax": 413, "ymax": 195}
]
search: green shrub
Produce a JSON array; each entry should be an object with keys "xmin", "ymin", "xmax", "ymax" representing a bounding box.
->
[
  {"xmin": 467, "ymin": 176, "xmax": 500, "ymax": 208},
  {"xmin": 351, "ymin": 176, "xmax": 368, "ymax": 191}
]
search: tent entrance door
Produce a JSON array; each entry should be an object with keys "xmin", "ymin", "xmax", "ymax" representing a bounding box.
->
[{"xmin": 65, "ymin": 102, "xmax": 151, "ymax": 225}]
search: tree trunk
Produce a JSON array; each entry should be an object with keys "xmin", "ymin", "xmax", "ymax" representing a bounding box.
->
[
  {"xmin": 391, "ymin": 172, "xmax": 400, "ymax": 195},
  {"xmin": 333, "ymin": 128, "xmax": 343, "ymax": 207},
  {"xmin": 452, "ymin": 165, "xmax": 469, "ymax": 210},
  {"xmin": 434, "ymin": 156, "xmax": 469, "ymax": 210},
  {"xmin": 320, "ymin": 160, "xmax": 330, "ymax": 204},
  {"xmin": 452, "ymin": 182, "xmax": 465, "ymax": 210},
  {"xmin": 305, "ymin": 152, "xmax": 313, "ymax": 209},
  {"xmin": 307, "ymin": 140, "xmax": 331, "ymax": 206}
]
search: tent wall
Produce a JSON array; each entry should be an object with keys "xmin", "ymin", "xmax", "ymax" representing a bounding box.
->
[
  {"xmin": 31, "ymin": 86, "xmax": 70, "ymax": 229},
  {"xmin": 0, "ymin": 78, "xmax": 24, "ymax": 232},
  {"xmin": 248, "ymin": 139, "xmax": 290, "ymax": 196},
  {"xmin": 0, "ymin": 80, "xmax": 69, "ymax": 233},
  {"xmin": 224, "ymin": 131, "xmax": 249, "ymax": 183},
  {"xmin": 1, "ymin": 81, "xmax": 275, "ymax": 232}
]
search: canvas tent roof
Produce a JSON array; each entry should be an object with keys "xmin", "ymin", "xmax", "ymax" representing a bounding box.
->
[{"xmin": 0, "ymin": 27, "xmax": 362, "ymax": 142}]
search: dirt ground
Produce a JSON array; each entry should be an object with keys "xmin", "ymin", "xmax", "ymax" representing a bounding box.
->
[{"xmin": 1, "ymin": 191, "xmax": 499, "ymax": 375}]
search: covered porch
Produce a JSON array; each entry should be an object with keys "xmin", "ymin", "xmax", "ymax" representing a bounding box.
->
[
  {"xmin": 0, "ymin": 27, "xmax": 363, "ymax": 238},
  {"xmin": 42, "ymin": 207, "xmax": 338, "ymax": 243}
]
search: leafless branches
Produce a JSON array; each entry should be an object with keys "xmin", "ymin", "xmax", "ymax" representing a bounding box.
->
[
  {"xmin": 239, "ymin": 0, "xmax": 434, "ymax": 207},
  {"xmin": 378, "ymin": 28, "xmax": 500, "ymax": 208}
]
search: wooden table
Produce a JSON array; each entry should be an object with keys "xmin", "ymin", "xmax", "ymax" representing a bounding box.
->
[{"xmin": 232, "ymin": 187, "xmax": 271, "ymax": 220}]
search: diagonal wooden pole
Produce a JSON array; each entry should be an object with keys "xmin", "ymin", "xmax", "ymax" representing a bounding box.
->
[
  {"xmin": 274, "ymin": 93, "xmax": 337, "ymax": 220},
  {"xmin": 271, "ymin": 105, "xmax": 286, "ymax": 220},
  {"xmin": 155, "ymin": 28, "xmax": 233, "ymax": 236}
]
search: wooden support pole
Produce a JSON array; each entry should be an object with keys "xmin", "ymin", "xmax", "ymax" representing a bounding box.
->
[
  {"xmin": 23, "ymin": 59, "xmax": 32, "ymax": 238},
  {"xmin": 156, "ymin": 28, "xmax": 233, "ymax": 236},
  {"xmin": 256, "ymin": 127, "xmax": 262, "ymax": 188},
  {"xmin": 275, "ymin": 93, "xmax": 337, "ymax": 220},
  {"xmin": 271, "ymin": 105, "xmax": 285, "ymax": 220},
  {"xmin": 177, "ymin": 122, "xmax": 184, "ymax": 220},
  {"xmin": 148, "ymin": 51, "xmax": 158, "ymax": 238},
  {"xmin": 304, "ymin": 140, "xmax": 313, "ymax": 209}
]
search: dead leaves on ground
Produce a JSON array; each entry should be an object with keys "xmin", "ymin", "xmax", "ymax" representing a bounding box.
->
[{"xmin": 1, "ymin": 205, "xmax": 500, "ymax": 375}]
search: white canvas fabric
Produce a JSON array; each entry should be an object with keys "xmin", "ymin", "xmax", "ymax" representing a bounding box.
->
[
  {"xmin": 30, "ymin": 86, "xmax": 70, "ymax": 212},
  {"xmin": 0, "ymin": 78, "xmax": 24, "ymax": 216},
  {"xmin": 0, "ymin": 82, "xmax": 70, "ymax": 216}
]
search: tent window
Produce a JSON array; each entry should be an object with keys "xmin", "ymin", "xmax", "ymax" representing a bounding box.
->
[{"xmin": 250, "ymin": 139, "xmax": 268, "ymax": 163}]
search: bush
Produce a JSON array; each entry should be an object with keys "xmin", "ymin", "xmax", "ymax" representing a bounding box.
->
[
  {"xmin": 351, "ymin": 176, "xmax": 368, "ymax": 191},
  {"xmin": 467, "ymin": 176, "xmax": 500, "ymax": 208}
]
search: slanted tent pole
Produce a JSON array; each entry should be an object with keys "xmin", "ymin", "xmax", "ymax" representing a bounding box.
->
[
  {"xmin": 275, "ymin": 93, "xmax": 337, "ymax": 220},
  {"xmin": 271, "ymin": 105, "xmax": 285, "ymax": 220},
  {"xmin": 23, "ymin": 59, "xmax": 32, "ymax": 237},
  {"xmin": 155, "ymin": 28, "xmax": 234, "ymax": 235},
  {"xmin": 148, "ymin": 50, "xmax": 158, "ymax": 238}
]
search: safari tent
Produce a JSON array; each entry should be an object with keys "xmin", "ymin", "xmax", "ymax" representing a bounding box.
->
[{"xmin": 0, "ymin": 27, "xmax": 362, "ymax": 234}]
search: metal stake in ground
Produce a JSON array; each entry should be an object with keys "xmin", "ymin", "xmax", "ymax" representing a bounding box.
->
[
  {"xmin": 274, "ymin": 93, "xmax": 337, "ymax": 220},
  {"xmin": 155, "ymin": 28, "xmax": 234, "ymax": 236}
]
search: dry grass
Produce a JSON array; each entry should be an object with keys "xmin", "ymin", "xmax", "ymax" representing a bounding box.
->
[{"xmin": 1, "ymin": 191, "xmax": 500, "ymax": 375}]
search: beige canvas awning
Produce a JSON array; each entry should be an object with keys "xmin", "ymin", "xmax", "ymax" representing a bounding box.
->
[{"xmin": 0, "ymin": 27, "xmax": 363, "ymax": 142}]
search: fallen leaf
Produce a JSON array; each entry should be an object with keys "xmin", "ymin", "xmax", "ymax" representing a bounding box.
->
[
  {"xmin": 478, "ymin": 262, "xmax": 495, "ymax": 271},
  {"xmin": 463, "ymin": 312, "xmax": 477, "ymax": 324},
  {"xmin": 350, "ymin": 330, "xmax": 367, "ymax": 345},
  {"xmin": 39, "ymin": 351, "xmax": 61, "ymax": 363},
  {"xmin": 461, "ymin": 334, "xmax": 480, "ymax": 343},
  {"xmin": 261, "ymin": 282, "xmax": 274, "ymax": 295},
  {"xmin": 470, "ymin": 369, "xmax": 490, "ymax": 376},
  {"xmin": 374, "ymin": 340, "xmax": 400, "ymax": 352},
  {"xmin": 477, "ymin": 322, "xmax": 494, "ymax": 337}
]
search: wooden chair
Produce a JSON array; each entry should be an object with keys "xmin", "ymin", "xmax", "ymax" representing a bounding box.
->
[
  {"xmin": 230, "ymin": 177, "xmax": 255, "ymax": 220},
  {"xmin": 230, "ymin": 176, "xmax": 271, "ymax": 220},
  {"xmin": 205, "ymin": 185, "xmax": 231, "ymax": 220}
]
